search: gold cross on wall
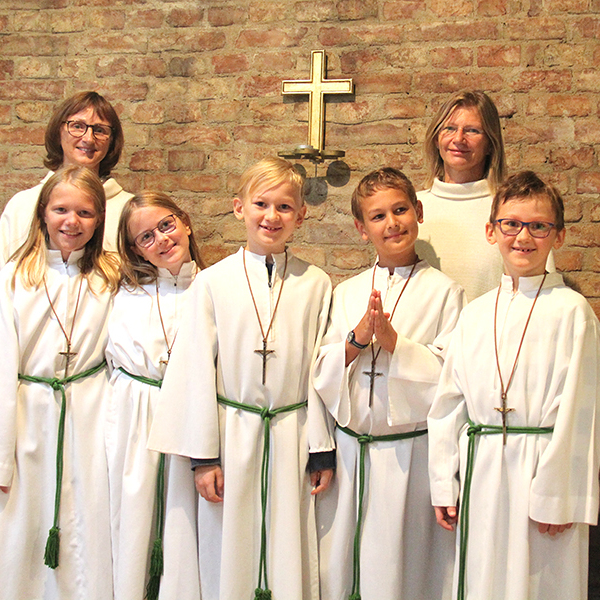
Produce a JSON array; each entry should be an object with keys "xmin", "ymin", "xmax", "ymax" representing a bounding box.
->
[{"xmin": 282, "ymin": 50, "xmax": 353, "ymax": 152}]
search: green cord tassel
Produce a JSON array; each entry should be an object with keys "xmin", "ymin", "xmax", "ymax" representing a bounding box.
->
[
  {"xmin": 145, "ymin": 537, "xmax": 164, "ymax": 600},
  {"xmin": 254, "ymin": 588, "xmax": 272, "ymax": 600},
  {"xmin": 44, "ymin": 526, "xmax": 60, "ymax": 569},
  {"xmin": 349, "ymin": 594, "xmax": 361, "ymax": 600}
]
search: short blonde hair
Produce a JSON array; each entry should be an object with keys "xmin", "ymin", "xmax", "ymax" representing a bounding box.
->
[
  {"xmin": 351, "ymin": 168, "xmax": 418, "ymax": 223},
  {"xmin": 237, "ymin": 157, "xmax": 304, "ymax": 205},
  {"xmin": 118, "ymin": 191, "xmax": 202, "ymax": 288},
  {"xmin": 424, "ymin": 90, "xmax": 506, "ymax": 192},
  {"xmin": 13, "ymin": 165, "xmax": 119, "ymax": 292}
]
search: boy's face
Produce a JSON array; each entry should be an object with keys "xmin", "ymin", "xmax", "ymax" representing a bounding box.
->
[
  {"xmin": 355, "ymin": 187, "xmax": 423, "ymax": 269},
  {"xmin": 485, "ymin": 195, "xmax": 565, "ymax": 282},
  {"xmin": 233, "ymin": 181, "xmax": 306, "ymax": 256}
]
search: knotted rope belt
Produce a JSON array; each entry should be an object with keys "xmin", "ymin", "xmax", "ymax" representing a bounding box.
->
[
  {"xmin": 337, "ymin": 425, "xmax": 428, "ymax": 600},
  {"xmin": 117, "ymin": 367, "xmax": 164, "ymax": 600},
  {"xmin": 217, "ymin": 394, "xmax": 308, "ymax": 600},
  {"xmin": 456, "ymin": 420, "xmax": 554, "ymax": 600},
  {"xmin": 18, "ymin": 360, "xmax": 107, "ymax": 569}
]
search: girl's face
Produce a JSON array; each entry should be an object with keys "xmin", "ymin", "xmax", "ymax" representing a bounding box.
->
[
  {"xmin": 44, "ymin": 182, "xmax": 100, "ymax": 261},
  {"xmin": 128, "ymin": 205, "xmax": 192, "ymax": 276}
]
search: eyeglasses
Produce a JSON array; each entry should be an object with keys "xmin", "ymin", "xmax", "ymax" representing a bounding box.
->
[
  {"xmin": 494, "ymin": 219, "xmax": 556, "ymax": 238},
  {"xmin": 134, "ymin": 214, "xmax": 178, "ymax": 248},
  {"xmin": 64, "ymin": 120, "xmax": 113, "ymax": 140},
  {"xmin": 439, "ymin": 125, "xmax": 484, "ymax": 139}
]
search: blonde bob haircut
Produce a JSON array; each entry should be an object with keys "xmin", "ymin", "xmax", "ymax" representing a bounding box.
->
[
  {"xmin": 117, "ymin": 191, "xmax": 202, "ymax": 289},
  {"xmin": 44, "ymin": 91, "xmax": 124, "ymax": 180},
  {"xmin": 13, "ymin": 165, "xmax": 119, "ymax": 292},
  {"xmin": 351, "ymin": 167, "xmax": 418, "ymax": 223},
  {"xmin": 424, "ymin": 90, "xmax": 507, "ymax": 192},
  {"xmin": 237, "ymin": 157, "xmax": 305, "ymax": 205}
]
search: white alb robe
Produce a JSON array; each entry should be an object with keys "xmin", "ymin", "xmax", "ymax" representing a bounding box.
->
[
  {"xmin": 148, "ymin": 248, "xmax": 333, "ymax": 600},
  {"xmin": 313, "ymin": 260, "xmax": 466, "ymax": 600},
  {"xmin": 105, "ymin": 262, "xmax": 200, "ymax": 600},
  {"xmin": 0, "ymin": 172, "xmax": 133, "ymax": 266},
  {"xmin": 428, "ymin": 272, "xmax": 600, "ymax": 600},
  {"xmin": 0, "ymin": 249, "xmax": 113, "ymax": 600}
]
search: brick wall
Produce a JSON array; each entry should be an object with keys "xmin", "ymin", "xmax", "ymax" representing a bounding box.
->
[{"xmin": 1, "ymin": 0, "xmax": 599, "ymax": 310}]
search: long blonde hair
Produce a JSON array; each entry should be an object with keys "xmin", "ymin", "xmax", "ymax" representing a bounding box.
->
[
  {"xmin": 12, "ymin": 165, "xmax": 119, "ymax": 292},
  {"xmin": 424, "ymin": 90, "xmax": 507, "ymax": 192},
  {"xmin": 117, "ymin": 191, "xmax": 202, "ymax": 289}
]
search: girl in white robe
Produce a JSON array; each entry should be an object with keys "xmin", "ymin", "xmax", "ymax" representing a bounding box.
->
[
  {"xmin": 0, "ymin": 166, "xmax": 120, "ymax": 600},
  {"xmin": 105, "ymin": 192, "xmax": 202, "ymax": 600}
]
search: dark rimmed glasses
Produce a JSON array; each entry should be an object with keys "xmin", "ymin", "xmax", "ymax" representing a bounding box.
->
[
  {"xmin": 134, "ymin": 214, "xmax": 178, "ymax": 248},
  {"xmin": 64, "ymin": 120, "xmax": 113, "ymax": 140},
  {"xmin": 494, "ymin": 219, "xmax": 556, "ymax": 239}
]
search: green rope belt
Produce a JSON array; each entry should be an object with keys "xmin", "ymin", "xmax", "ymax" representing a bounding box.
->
[
  {"xmin": 337, "ymin": 424, "xmax": 428, "ymax": 600},
  {"xmin": 217, "ymin": 394, "xmax": 308, "ymax": 600},
  {"xmin": 117, "ymin": 367, "xmax": 165, "ymax": 600},
  {"xmin": 18, "ymin": 359, "xmax": 107, "ymax": 570},
  {"xmin": 457, "ymin": 420, "xmax": 554, "ymax": 600}
]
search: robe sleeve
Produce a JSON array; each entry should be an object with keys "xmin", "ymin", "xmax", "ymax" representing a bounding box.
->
[
  {"xmin": 147, "ymin": 274, "xmax": 220, "ymax": 460},
  {"xmin": 311, "ymin": 286, "xmax": 358, "ymax": 428},
  {"xmin": 0, "ymin": 268, "xmax": 20, "ymax": 487},
  {"xmin": 308, "ymin": 275, "xmax": 337, "ymax": 454},
  {"xmin": 529, "ymin": 311, "xmax": 600, "ymax": 526},
  {"xmin": 387, "ymin": 286, "xmax": 466, "ymax": 426},
  {"xmin": 427, "ymin": 318, "xmax": 470, "ymax": 507}
]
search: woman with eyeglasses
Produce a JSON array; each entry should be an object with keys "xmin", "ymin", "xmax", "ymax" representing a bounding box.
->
[
  {"xmin": 415, "ymin": 90, "xmax": 507, "ymax": 301},
  {"xmin": 0, "ymin": 91, "xmax": 132, "ymax": 266}
]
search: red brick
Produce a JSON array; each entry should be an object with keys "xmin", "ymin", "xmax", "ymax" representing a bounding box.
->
[
  {"xmin": 208, "ymin": 6, "xmax": 247, "ymax": 26},
  {"xmin": 511, "ymin": 70, "xmax": 572, "ymax": 92},
  {"xmin": 563, "ymin": 272, "xmax": 600, "ymax": 296},
  {"xmin": 554, "ymin": 248, "xmax": 583, "ymax": 271},
  {"xmin": 420, "ymin": 20, "xmax": 498, "ymax": 41},
  {"xmin": 0, "ymin": 126, "xmax": 45, "ymax": 145},
  {"xmin": 0, "ymin": 61, "xmax": 14, "ymax": 80},
  {"xmin": 0, "ymin": 15, "xmax": 8, "ymax": 32},
  {"xmin": 168, "ymin": 57, "xmax": 205, "ymax": 78},
  {"xmin": 355, "ymin": 73, "xmax": 412, "ymax": 94},
  {"xmin": 168, "ymin": 150, "xmax": 206, "ymax": 171},
  {"xmin": 477, "ymin": 0, "xmax": 507, "ymax": 15},
  {"xmin": 590, "ymin": 203, "xmax": 600, "ymax": 222},
  {"xmin": 430, "ymin": 0, "xmax": 473, "ymax": 16},
  {"xmin": 167, "ymin": 7, "xmax": 203, "ymax": 27},
  {"xmin": 341, "ymin": 48, "xmax": 390, "ymax": 72},
  {"xmin": 504, "ymin": 120, "xmax": 571, "ymax": 144},
  {"xmin": 383, "ymin": 1, "xmax": 425, "ymax": 19},
  {"xmin": 318, "ymin": 26, "xmax": 360, "ymax": 46},
  {"xmin": 131, "ymin": 102, "xmax": 164, "ymax": 124},
  {"xmin": 547, "ymin": 95, "xmax": 593, "ymax": 116},
  {"xmin": 295, "ymin": 2, "xmax": 337, "ymax": 21},
  {"xmin": 414, "ymin": 71, "xmax": 504, "ymax": 93},
  {"xmin": 327, "ymin": 122, "xmax": 410, "ymax": 146},
  {"xmin": 87, "ymin": 9, "xmax": 125, "ymax": 29},
  {"xmin": 329, "ymin": 247, "xmax": 371, "ymax": 269},
  {"xmin": 13, "ymin": 11, "xmax": 52, "ymax": 32},
  {"xmin": 288, "ymin": 245, "xmax": 328, "ymax": 268},
  {"xmin": 324, "ymin": 100, "xmax": 376, "ymax": 124},
  {"xmin": 10, "ymin": 149, "xmax": 45, "ymax": 170},
  {"xmin": 95, "ymin": 57, "xmax": 129, "ymax": 78},
  {"xmin": 128, "ymin": 10, "xmax": 164, "ymax": 28},
  {"xmin": 131, "ymin": 57, "xmax": 167, "ymax": 78},
  {"xmin": 73, "ymin": 81, "xmax": 148, "ymax": 102},
  {"xmin": 0, "ymin": 151, "xmax": 8, "ymax": 167},
  {"xmin": 564, "ymin": 198, "xmax": 583, "ymax": 222},
  {"xmin": 206, "ymin": 100, "xmax": 244, "ymax": 122},
  {"xmin": 15, "ymin": 58, "xmax": 55, "ymax": 79},
  {"xmin": 550, "ymin": 146, "xmax": 595, "ymax": 170},
  {"xmin": 431, "ymin": 47, "xmax": 473, "ymax": 68},
  {"xmin": 567, "ymin": 223, "xmax": 600, "ymax": 246},
  {"xmin": 477, "ymin": 44, "xmax": 520, "ymax": 67},
  {"xmin": 577, "ymin": 173, "xmax": 600, "ymax": 194},
  {"xmin": 155, "ymin": 125, "xmax": 231, "ymax": 147},
  {"xmin": 84, "ymin": 33, "xmax": 148, "ymax": 55},
  {"xmin": 0, "ymin": 106, "xmax": 11, "ymax": 124},
  {"xmin": 546, "ymin": 0, "xmax": 589, "ymax": 11},
  {"xmin": 575, "ymin": 119, "xmax": 600, "ymax": 143},
  {"xmin": 15, "ymin": 102, "xmax": 49, "ymax": 123},
  {"xmin": 242, "ymin": 75, "xmax": 284, "ymax": 97},
  {"xmin": 144, "ymin": 174, "xmax": 221, "ymax": 193},
  {"xmin": 0, "ymin": 81, "xmax": 65, "ymax": 101},
  {"xmin": 575, "ymin": 70, "xmax": 600, "ymax": 92},
  {"xmin": 248, "ymin": 101, "xmax": 288, "ymax": 121},
  {"xmin": 149, "ymin": 31, "xmax": 226, "ymax": 53},
  {"xmin": 573, "ymin": 17, "xmax": 600, "ymax": 38},
  {"xmin": 384, "ymin": 97, "xmax": 426, "ymax": 119},
  {"xmin": 253, "ymin": 52, "xmax": 296, "ymax": 72},
  {"xmin": 129, "ymin": 150, "xmax": 165, "ymax": 171},
  {"xmin": 336, "ymin": 0, "xmax": 378, "ymax": 20},
  {"xmin": 236, "ymin": 27, "xmax": 308, "ymax": 47},
  {"xmin": 199, "ymin": 244, "xmax": 236, "ymax": 268},
  {"xmin": 213, "ymin": 54, "xmax": 250, "ymax": 74},
  {"xmin": 249, "ymin": 2, "xmax": 290, "ymax": 22},
  {"xmin": 588, "ymin": 249, "xmax": 600, "ymax": 272},
  {"xmin": 2, "ymin": 34, "xmax": 68, "ymax": 56},
  {"xmin": 1, "ymin": 0, "xmax": 66, "ymax": 6},
  {"xmin": 167, "ymin": 103, "xmax": 204, "ymax": 124},
  {"xmin": 233, "ymin": 124, "xmax": 307, "ymax": 145},
  {"xmin": 505, "ymin": 17, "xmax": 566, "ymax": 39}
]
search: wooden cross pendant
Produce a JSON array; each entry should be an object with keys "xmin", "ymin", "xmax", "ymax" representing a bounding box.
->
[
  {"xmin": 160, "ymin": 351, "xmax": 171, "ymax": 367},
  {"xmin": 363, "ymin": 359, "xmax": 383, "ymax": 407},
  {"xmin": 495, "ymin": 393, "xmax": 515, "ymax": 445},
  {"xmin": 255, "ymin": 339, "xmax": 275, "ymax": 385}
]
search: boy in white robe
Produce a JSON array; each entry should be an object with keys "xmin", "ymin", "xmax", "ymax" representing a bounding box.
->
[
  {"xmin": 428, "ymin": 171, "xmax": 600, "ymax": 600},
  {"xmin": 148, "ymin": 157, "xmax": 334, "ymax": 600},
  {"xmin": 313, "ymin": 168, "xmax": 465, "ymax": 600}
]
